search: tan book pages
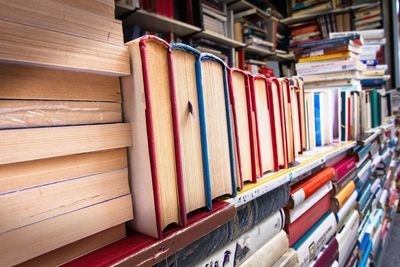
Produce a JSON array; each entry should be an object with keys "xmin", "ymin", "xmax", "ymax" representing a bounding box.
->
[
  {"xmin": 201, "ymin": 59, "xmax": 233, "ymax": 198},
  {"xmin": 279, "ymin": 78, "xmax": 295, "ymax": 163},
  {"xmin": 0, "ymin": 64, "xmax": 121, "ymax": 102},
  {"xmin": 0, "ymin": 123, "xmax": 132, "ymax": 165},
  {"xmin": 253, "ymin": 78, "xmax": 274, "ymax": 174},
  {"xmin": 0, "ymin": 195, "xmax": 133, "ymax": 266},
  {"xmin": 0, "ymin": 168, "xmax": 130, "ymax": 233},
  {"xmin": 0, "ymin": 149, "xmax": 127, "ymax": 193},
  {"xmin": 18, "ymin": 224, "xmax": 126, "ymax": 267},
  {"xmin": 53, "ymin": 0, "xmax": 115, "ymax": 17},
  {"xmin": 231, "ymin": 71, "xmax": 252, "ymax": 183},
  {"xmin": 270, "ymin": 81, "xmax": 285, "ymax": 166},
  {"xmin": 172, "ymin": 49, "xmax": 205, "ymax": 213},
  {"xmin": 291, "ymin": 86, "xmax": 301, "ymax": 156},
  {"xmin": 0, "ymin": 100, "xmax": 122, "ymax": 129}
]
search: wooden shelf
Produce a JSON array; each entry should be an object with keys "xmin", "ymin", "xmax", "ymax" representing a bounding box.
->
[
  {"xmin": 281, "ymin": 3, "xmax": 377, "ymax": 25},
  {"xmin": 228, "ymin": 0, "xmax": 272, "ymax": 20},
  {"xmin": 123, "ymin": 9, "xmax": 201, "ymax": 37},
  {"xmin": 195, "ymin": 30, "xmax": 245, "ymax": 48},
  {"xmin": 228, "ymin": 141, "xmax": 356, "ymax": 207},
  {"xmin": 244, "ymin": 45, "xmax": 274, "ymax": 56}
]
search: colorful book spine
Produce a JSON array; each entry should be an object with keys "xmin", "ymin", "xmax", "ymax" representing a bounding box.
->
[
  {"xmin": 314, "ymin": 93, "xmax": 322, "ymax": 146},
  {"xmin": 333, "ymin": 180, "xmax": 356, "ymax": 212},
  {"xmin": 311, "ymin": 237, "xmax": 339, "ymax": 267},
  {"xmin": 336, "ymin": 190, "xmax": 358, "ymax": 223},
  {"xmin": 332, "ymin": 156, "xmax": 356, "ymax": 182},
  {"xmin": 298, "ymin": 52, "xmax": 351, "ymax": 63}
]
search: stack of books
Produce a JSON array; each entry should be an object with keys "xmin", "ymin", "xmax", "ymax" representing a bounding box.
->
[
  {"xmin": 353, "ymin": 3, "xmax": 382, "ymax": 31},
  {"xmin": 0, "ymin": 1, "xmax": 134, "ymax": 266},
  {"xmin": 290, "ymin": 0, "xmax": 333, "ymax": 18},
  {"xmin": 201, "ymin": 0, "xmax": 228, "ymax": 36}
]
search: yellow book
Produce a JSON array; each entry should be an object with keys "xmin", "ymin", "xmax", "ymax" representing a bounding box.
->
[
  {"xmin": 298, "ymin": 52, "xmax": 351, "ymax": 63},
  {"xmin": 362, "ymin": 70, "xmax": 385, "ymax": 76}
]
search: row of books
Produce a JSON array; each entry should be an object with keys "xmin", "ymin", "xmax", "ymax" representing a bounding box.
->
[
  {"xmin": 122, "ymin": 35, "xmax": 310, "ymax": 239},
  {"xmin": 0, "ymin": 1, "xmax": 134, "ymax": 266}
]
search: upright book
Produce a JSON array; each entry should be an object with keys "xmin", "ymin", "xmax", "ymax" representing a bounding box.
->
[
  {"xmin": 228, "ymin": 68, "xmax": 257, "ymax": 185},
  {"xmin": 122, "ymin": 36, "xmax": 185, "ymax": 238}
]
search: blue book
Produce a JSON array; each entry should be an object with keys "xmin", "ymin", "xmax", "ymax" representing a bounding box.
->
[
  {"xmin": 361, "ymin": 78, "xmax": 385, "ymax": 87},
  {"xmin": 314, "ymin": 93, "xmax": 322, "ymax": 146},
  {"xmin": 297, "ymin": 35, "xmax": 361, "ymax": 48},
  {"xmin": 361, "ymin": 59, "xmax": 378, "ymax": 66}
]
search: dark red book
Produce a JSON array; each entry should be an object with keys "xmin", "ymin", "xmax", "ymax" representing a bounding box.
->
[
  {"xmin": 291, "ymin": 24, "xmax": 320, "ymax": 36},
  {"xmin": 285, "ymin": 193, "xmax": 331, "ymax": 246},
  {"xmin": 312, "ymin": 237, "xmax": 338, "ymax": 267},
  {"xmin": 332, "ymin": 156, "xmax": 356, "ymax": 182}
]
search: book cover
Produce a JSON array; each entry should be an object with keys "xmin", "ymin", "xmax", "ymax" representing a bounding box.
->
[
  {"xmin": 298, "ymin": 51, "xmax": 353, "ymax": 63},
  {"xmin": 314, "ymin": 93, "xmax": 322, "ymax": 146},
  {"xmin": 286, "ymin": 193, "xmax": 331, "ymax": 246},
  {"xmin": 310, "ymin": 237, "xmax": 339, "ymax": 267},
  {"xmin": 291, "ymin": 76, "xmax": 306, "ymax": 152},
  {"xmin": 333, "ymin": 180, "xmax": 356, "ymax": 212},
  {"xmin": 332, "ymin": 156, "xmax": 356, "ymax": 182},
  {"xmin": 337, "ymin": 210, "xmax": 360, "ymax": 266}
]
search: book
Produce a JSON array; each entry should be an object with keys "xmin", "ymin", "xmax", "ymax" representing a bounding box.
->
[
  {"xmin": 228, "ymin": 68, "xmax": 257, "ymax": 186},
  {"xmin": 241, "ymin": 230, "xmax": 289, "ymax": 266},
  {"xmin": 0, "ymin": 195, "xmax": 133, "ymax": 266},
  {"xmin": 333, "ymin": 180, "xmax": 356, "ymax": 212},
  {"xmin": 288, "ymin": 167, "xmax": 335, "ymax": 208},
  {"xmin": 291, "ymin": 77, "xmax": 306, "ymax": 151},
  {"xmin": 292, "ymin": 1, "xmax": 332, "ymax": 17},
  {"xmin": 309, "ymin": 237, "xmax": 338, "ymax": 267},
  {"xmin": 290, "ymin": 77, "xmax": 304, "ymax": 154},
  {"xmin": 293, "ymin": 212, "xmax": 337, "ymax": 267},
  {"xmin": 337, "ymin": 210, "xmax": 360, "ymax": 267},
  {"xmin": 18, "ymin": 224, "xmax": 126, "ymax": 267},
  {"xmin": 336, "ymin": 190, "xmax": 358, "ymax": 224},
  {"xmin": 269, "ymin": 78, "xmax": 288, "ymax": 169},
  {"xmin": 122, "ymin": 36, "xmax": 185, "ymax": 238},
  {"xmin": 295, "ymin": 44, "xmax": 362, "ymax": 59},
  {"xmin": 170, "ymin": 44, "xmax": 208, "ymax": 213},
  {"xmin": 332, "ymin": 156, "xmax": 357, "ymax": 182},
  {"xmin": 287, "ymin": 181, "xmax": 333, "ymax": 223},
  {"xmin": 250, "ymin": 74, "xmax": 276, "ymax": 175},
  {"xmin": 298, "ymin": 51, "xmax": 357, "ymax": 63},
  {"xmin": 272, "ymin": 248, "xmax": 299, "ymax": 267},
  {"xmin": 198, "ymin": 53, "xmax": 237, "ymax": 198},
  {"xmin": 286, "ymin": 193, "xmax": 331, "ymax": 246}
]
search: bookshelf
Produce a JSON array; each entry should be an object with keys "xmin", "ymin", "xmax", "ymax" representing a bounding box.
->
[
  {"xmin": 123, "ymin": 9, "xmax": 202, "ymax": 37},
  {"xmin": 281, "ymin": 2, "xmax": 378, "ymax": 25},
  {"xmin": 195, "ymin": 29, "xmax": 245, "ymax": 48}
]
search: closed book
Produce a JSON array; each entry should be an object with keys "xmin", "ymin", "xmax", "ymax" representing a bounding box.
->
[
  {"xmin": 250, "ymin": 74, "xmax": 277, "ymax": 175},
  {"xmin": 309, "ymin": 237, "xmax": 339, "ymax": 267},
  {"xmin": 293, "ymin": 212, "xmax": 337, "ymax": 267},
  {"xmin": 279, "ymin": 78, "xmax": 296, "ymax": 165},
  {"xmin": 295, "ymin": 44, "xmax": 362, "ymax": 59},
  {"xmin": 269, "ymin": 78, "xmax": 289, "ymax": 169},
  {"xmin": 304, "ymin": 91, "xmax": 316, "ymax": 150},
  {"xmin": 287, "ymin": 181, "xmax": 333, "ymax": 223},
  {"xmin": 290, "ymin": 82, "xmax": 302, "ymax": 155},
  {"xmin": 337, "ymin": 210, "xmax": 360, "ymax": 267},
  {"xmin": 236, "ymin": 209, "xmax": 285, "ymax": 265},
  {"xmin": 370, "ymin": 90, "xmax": 380, "ymax": 128},
  {"xmin": 314, "ymin": 93, "xmax": 323, "ymax": 146},
  {"xmin": 286, "ymin": 193, "xmax": 331, "ymax": 246},
  {"xmin": 170, "ymin": 44, "xmax": 208, "ymax": 213},
  {"xmin": 297, "ymin": 35, "xmax": 361, "ymax": 49},
  {"xmin": 333, "ymin": 169, "xmax": 356, "ymax": 195},
  {"xmin": 298, "ymin": 52, "xmax": 356, "ymax": 63},
  {"xmin": 123, "ymin": 36, "xmax": 185, "ymax": 238},
  {"xmin": 291, "ymin": 76, "xmax": 306, "ymax": 152},
  {"xmin": 228, "ymin": 68, "xmax": 257, "ymax": 185},
  {"xmin": 332, "ymin": 156, "xmax": 356, "ymax": 182},
  {"xmin": 292, "ymin": 1, "xmax": 332, "ymax": 17},
  {"xmin": 289, "ymin": 167, "xmax": 335, "ymax": 208},
  {"xmin": 198, "ymin": 53, "xmax": 237, "ymax": 198},
  {"xmin": 333, "ymin": 180, "xmax": 356, "ymax": 212},
  {"xmin": 291, "ymin": 24, "xmax": 320, "ymax": 36},
  {"xmin": 241, "ymin": 230, "xmax": 289, "ymax": 266},
  {"xmin": 272, "ymin": 248, "xmax": 299, "ymax": 267},
  {"xmin": 336, "ymin": 190, "xmax": 358, "ymax": 224}
]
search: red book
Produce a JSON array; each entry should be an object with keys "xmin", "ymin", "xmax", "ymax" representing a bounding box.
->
[
  {"xmin": 332, "ymin": 156, "xmax": 356, "ymax": 182},
  {"xmin": 312, "ymin": 238, "xmax": 338, "ymax": 267},
  {"xmin": 286, "ymin": 193, "xmax": 331, "ymax": 246},
  {"xmin": 291, "ymin": 24, "xmax": 320, "ymax": 36}
]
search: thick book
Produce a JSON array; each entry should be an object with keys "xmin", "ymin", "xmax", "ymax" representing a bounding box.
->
[
  {"xmin": 309, "ymin": 237, "xmax": 338, "ymax": 267},
  {"xmin": 268, "ymin": 78, "xmax": 288, "ymax": 169},
  {"xmin": 250, "ymin": 74, "xmax": 276, "ymax": 175},
  {"xmin": 298, "ymin": 51, "xmax": 355, "ymax": 63},
  {"xmin": 228, "ymin": 68, "xmax": 257, "ymax": 185},
  {"xmin": 122, "ymin": 36, "xmax": 185, "ymax": 238},
  {"xmin": 170, "ymin": 44, "xmax": 209, "ymax": 213},
  {"xmin": 198, "ymin": 53, "xmax": 237, "ymax": 198},
  {"xmin": 279, "ymin": 78, "xmax": 296, "ymax": 165},
  {"xmin": 240, "ymin": 230, "xmax": 289, "ymax": 266},
  {"xmin": 289, "ymin": 167, "xmax": 335, "ymax": 208},
  {"xmin": 287, "ymin": 181, "xmax": 333, "ymax": 223},
  {"xmin": 337, "ymin": 210, "xmax": 360, "ymax": 267},
  {"xmin": 293, "ymin": 212, "xmax": 337, "ymax": 267},
  {"xmin": 295, "ymin": 44, "xmax": 362, "ymax": 59},
  {"xmin": 336, "ymin": 190, "xmax": 358, "ymax": 224},
  {"xmin": 286, "ymin": 193, "xmax": 331, "ymax": 246},
  {"xmin": 332, "ymin": 156, "xmax": 356, "ymax": 182},
  {"xmin": 297, "ymin": 35, "xmax": 361, "ymax": 49}
]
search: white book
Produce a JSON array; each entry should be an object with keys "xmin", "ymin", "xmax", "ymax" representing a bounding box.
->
[
  {"xmin": 337, "ymin": 190, "xmax": 358, "ymax": 223},
  {"xmin": 337, "ymin": 210, "xmax": 360, "ymax": 267},
  {"xmin": 357, "ymin": 160, "xmax": 372, "ymax": 180},
  {"xmin": 294, "ymin": 212, "xmax": 337, "ymax": 267},
  {"xmin": 329, "ymin": 29, "xmax": 384, "ymax": 40},
  {"xmin": 289, "ymin": 182, "xmax": 333, "ymax": 223},
  {"xmin": 379, "ymin": 189, "xmax": 388, "ymax": 208}
]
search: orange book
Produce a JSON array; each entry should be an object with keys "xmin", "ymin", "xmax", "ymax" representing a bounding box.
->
[
  {"xmin": 289, "ymin": 167, "xmax": 335, "ymax": 208},
  {"xmin": 298, "ymin": 52, "xmax": 352, "ymax": 63},
  {"xmin": 333, "ymin": 180, "xmax": 356, "ymax": 212}
]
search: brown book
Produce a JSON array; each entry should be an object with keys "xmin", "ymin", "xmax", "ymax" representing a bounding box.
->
[{"xmin": 18, "ymin": 224, "xmax": 126, "ymax": 267}]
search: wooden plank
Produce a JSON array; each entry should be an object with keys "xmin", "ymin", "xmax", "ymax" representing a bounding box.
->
[
  {"xmin": 0, "ymin": 194, "xmax": 133, "ymax": 266},
  {"xmin": 0, "ymin": 0, "xmax": 123, "ymax": 45},
  {"xmin": 0, "ymin": 64, "xmax": 121, "ymax": 102},
  {"xmin": 18, "ymin": 224, "xmax": 126, "ymax": 267},
  {"xmin": 0, "ymin": 149, "xmax": 127, "ymax": 193},
  {"xmin": 0, "ymin": 123, "xmax": 132, "ymax": 165},
  {"xmin": 0, "ymin": 19, "xmax": 130, "ymax": 76},
  {"xmin": 54, "ymin": 0, "xmax": 115, "ymax": 17},
  {"xmin": 0, "ymin": 100, "xmax": 122, "ymax": 129},
  {"xmin": 0, "ymin": 168, "xmax": 130, "ymax": 233}
]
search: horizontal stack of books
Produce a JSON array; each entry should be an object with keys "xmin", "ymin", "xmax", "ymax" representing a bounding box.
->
[
  {"xmin": 0, "ymin": 1, "xmax": 134, "ymax": 266},
  {"xmin": 353, "ymin": 3, "xmax": 382, "ymax": 31}
]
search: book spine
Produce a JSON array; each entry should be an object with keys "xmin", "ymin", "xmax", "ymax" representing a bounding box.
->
[
  {"xmin": 314, "ymin": 93, "xmax": 322, "ymax": 146},
  {"xmin": 334, "ymin": 180, "xmax": 355, "ymax": 212},
  {"xmin": 312, "ymin": 237, "xmax": 339, "ymax": 267},
  {"xmin": 266, "ymin": 79, "xmax": 279, "ymax": 172},
  {"xmin": 337, "ymin": 190, "xmax": 358, "ymax": 223},
  {"xmin": 337, "ymin": 210, "xmax": 360, "ymax": 266},
  {"xmin": 286, "ymin": 193, "xmax": 331, "ymax": 246},
  {"xmin": 334, "ymin": 157, "xmax": 356, "ymax": 182}
]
